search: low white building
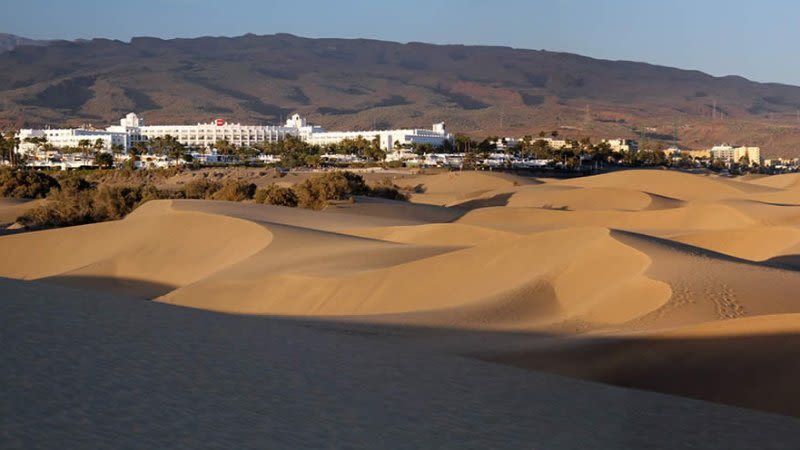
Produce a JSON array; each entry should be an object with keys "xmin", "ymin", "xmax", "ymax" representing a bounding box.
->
[
  {"xmin": 306, "ymin": 122, "xmax": 452, "ymax": 150},
  {"xmin": 542, "ymin": 138, "xmax": 569, "ymax": 149},
  {"xmin": 18, "ymin": 128, "xmax": 126, "ymax": 153},
  {"xmin": 320, "ymin": 153, "xmax": 366, "ymax": 164},
  {"xmin": 602, "ymin": 138, "xmax": 639, "ymax": 153}
]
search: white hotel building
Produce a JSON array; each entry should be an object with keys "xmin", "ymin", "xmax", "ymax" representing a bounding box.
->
[
  {"xmin": 19, "ymin": 113, "xmax": 452, "ymax": 154},
  {"xmin": 709, "ymin": 144, "xmax": 761, "ymax": 165},
  {"xmin": 305, "ymin": 122, "xmax": 451, "ymax": 150},
  {"xmin": 17, "ymin": 128, "xmax": 127, "ymax": 151}
]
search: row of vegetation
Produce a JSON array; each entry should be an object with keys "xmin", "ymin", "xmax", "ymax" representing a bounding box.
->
[
  {"xmin": 0, "ymin": 168, "xmax": 407, "ymax": 230},
  {"xmin": 179, "ymin": 171, "xmax": 406, "ymax": 209}
]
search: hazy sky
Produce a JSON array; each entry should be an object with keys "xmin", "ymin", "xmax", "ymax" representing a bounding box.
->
[{"xmin": 3, "ymin": 0, "xmax": 797, "ymax": 85}]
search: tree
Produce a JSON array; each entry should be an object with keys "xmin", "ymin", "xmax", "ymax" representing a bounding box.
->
[
  {"xmin": 151, "ymin": 135, "xmax": 186, "ymax": 166},
  {"xmin": 23, "ymin": 135, "xmax": 49, "ymax": 162},
  {"xmin": 131, "ymin": 141, "xmax": 148, "ymax": 157},
  {"xmin": 738, "ymin": 153, "xmax": 751, "ymax": 168},
  {"xmin": 93, "ymin": 152, "xmax": 115, "ymax": 168},
  {"xmin": 364, "ymin": 146, "xmax": 386, "ymax": 161},
  {"xmin": 477, "ymin": 138, "xmax": 496, "ymax": 160},
  {"xmin": 273, "ymin": 135, "xmax": 315, "ymax": 168},
  {"xmin": 462, "ymin": 151, "xmax": 478, "ymax": 170},
  {"xmin": 529, "ymin": 139, "xmax": 552, "ymax": 159},
  {"xmin": 111, "ymin": 144, "xmax": 124, "ymax": 162},
  {"xmin": 3, "ymin": 131, "xmax": 21, "ymax": 167},
  {"xmin": 93, "ymin": 138, "xmax": 105, "ymax": 152},
  {"xmin": 234, "ymin": 146, "xmax": 258, "ymax": 163},
  {"xmin": 438, "ymin": 138, "xmax": 455, "ymax": 153},
  {"xmin": 454, "ymin": 134, "xmax": 476, "ymax": 153},
  {"xmin": 214, "ymin": 139, "xmax": 236, "ymax": 156},
  {"xmin": 77, "ymin": 139, "xmax": 93, "ymax": 161}
]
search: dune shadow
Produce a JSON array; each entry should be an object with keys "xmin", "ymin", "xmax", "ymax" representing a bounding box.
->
[
  {"xmin": 764, "ymin": 254, "xmax": 800, "ymax": 271},
  {"xmin": 266, "ymin": 314, "xmax": 800, "ymax": 418},
  {"xmin": 40, "ymin": 275, "xmax": 177, "ymax": 299},
  {"xmin": 479, "ymin": 331, "xmax": 800, "ymax": 418},
  {"xmin": 451, "ymin": 192, "xmax": 515, "ymax": 210}
]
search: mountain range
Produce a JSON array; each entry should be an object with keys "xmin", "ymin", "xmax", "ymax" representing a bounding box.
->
[{"xmin": 1, "ymin": 33, "xmax": 799, "ymax": 157}]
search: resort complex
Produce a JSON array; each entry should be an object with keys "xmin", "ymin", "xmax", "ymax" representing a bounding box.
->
[
  {"xmin": 7, "ymin": 112, "xmax": 793, "ymax": 173},
  {"xmin": 18, "ymin": 113, "xmax": 452, "ymax": 153}
]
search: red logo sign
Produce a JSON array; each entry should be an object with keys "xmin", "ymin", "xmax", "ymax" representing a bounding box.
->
[{"xmin": 215, "ymin": 119, "xmax": 225, "ymax": 126}]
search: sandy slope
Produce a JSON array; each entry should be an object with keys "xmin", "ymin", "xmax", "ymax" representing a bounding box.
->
[
  {"xmin": 402, "ymin": 171, "xmax": 535, "ymax": 205},
  {"xmin": 1, "ymin": 169, "xmax": 800, "ymax": 421},
  {"xmin": 0, "ymin": 198, "xmax": 40, "ymax": 227}
]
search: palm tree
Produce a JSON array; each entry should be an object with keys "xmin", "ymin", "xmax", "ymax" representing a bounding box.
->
[
  {"xmin": 77, "ymin": 139, "xmax": 92, "ymax": 162},
  {"xmin": 0, "ymin": 133, "xmax": 8, "ymax": 165},
  {"xmin": 155, "ymin": 135, "xmax": 186, "ymax": 166},
  {"xmin": 4, "ymin": 131, "xmax": 20, "ymax": 167},
  {"xmin": 93, "ymin": 138, "xmax": 105, "ymax": 152},
  {"xmin": 111, "ymin": 144, "xmax": 124, "ymax": 166}
]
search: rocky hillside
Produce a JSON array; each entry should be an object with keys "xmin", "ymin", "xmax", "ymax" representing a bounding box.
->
[{"xmin": 1, "ymin": 33, "xmax": 799, "ymax": 156}]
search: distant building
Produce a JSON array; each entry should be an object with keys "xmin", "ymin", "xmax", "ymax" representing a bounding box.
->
[
  {"xmin": 542, "ymin": 137, "xmax": 569, "ymax": 149},
  {"xmin": 602, "ymin": 138, "xmax": 638, "ymax": 153},
  {"xmin": 305, "ymin": 121, "xmax": 452, "ymax": 150},
  {"xmin": 19, "ymin": 113, "xmax": 451, "ymax": 154},
  {"xmin": 18, "ymin": 128, "xmax": 126, "ymax": 152},
  {"xmin": 710, "ymin": 145, "xmax": 761, "ymax": 165},
  {"xmin": 106, "ymin": 113, "xmax": 317, "ymax": 149}
]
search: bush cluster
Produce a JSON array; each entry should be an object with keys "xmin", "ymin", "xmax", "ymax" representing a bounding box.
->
[
  {"xmin": 17, "ymin": 178, "xmax": 173, "ymax": 229},
  {"xmin": 294, "ymin": 171, "xmax": 368, "ymax": 209},
  {"xmin": 212, "ymin": 180, "xmax": 257, "ymax": 201},
  {"xmin": 367, "ymin": 178, "xmax": 409, "ymax": 201},
  {"xmin": 254, "ymin": 184, "xmax": 298, "ymax": 207},
  {"xmin": 183, "ymin": 178, "xmax": 222, "ymax": 199},
  {"xmin": 0, "ymin": 168, "xmax": 60, "ymax": 199}
]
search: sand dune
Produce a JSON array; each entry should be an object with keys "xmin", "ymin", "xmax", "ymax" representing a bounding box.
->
[
  {"xmin": 558, "ymin": 169, "xmax": 778, "ymax": 199},
  {"xmin": 0, "ymin": 201, "xmax": 272, "ymax": 297},
  {"xmin": 403, "ymin": 171, "xmax": 535, "ymax": 205},
  {"xmin": 2, "ymin": 168, "xmax": 800, "ymax": 423},
  {"xmin": 0, "ymin": 198, "xmax": 40, "ymax": 227},
  {"xmin": 743, "ymin": 172, "xmax": 800, "ymax": 190}
]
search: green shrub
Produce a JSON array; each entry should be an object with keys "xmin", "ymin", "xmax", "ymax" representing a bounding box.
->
[
  {"xmin": 0, "ymin": 168, "xmax": 60, "ymax": 199},
  {"xmin": 92, "ymin": 185, "xmax": 146, "ymax": 220},
  {"xmin": 93, "ymin": 152, "xmax": 115, "ymax": 168},
  {"xmin": 16, "ymin": 177, "xmax": 172, "ymax": 229},
  {"xmin": 368, "ymin": 178, "xmax": 408, "ymax": 201},
  {"xmin": 213, "ymin": 180, "xmax": 257, "ymax": 201},
  {"xmin": 295, "ymin": 171, "xmax": 367, "ymax": 209},
  {"xmin": 254, "ymin": 184, "xmax": 298, "ymax": 207},
  {"xmin": 17, "ymin": 179, "xmax": 97, "ymax": 228},
  {"xmin": 183, "ymin": 178, "xmax": 222, "ymax": 199}
]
